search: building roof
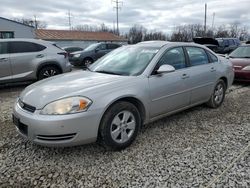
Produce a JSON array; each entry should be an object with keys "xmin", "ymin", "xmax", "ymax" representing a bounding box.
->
[
  {"xmin": 0, "ymin": 17, "xmax": 34, "ymax": 28},
  {"xmin": 35, "ymin": 29, "xmax": 127, "ymax": 42}
]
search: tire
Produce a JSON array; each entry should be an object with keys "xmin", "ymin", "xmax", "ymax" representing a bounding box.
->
[
  {"xmin": 98, "ymin": 101, "xmax": 141, "ymax": 150},
  {"xmin": 38, "ymin": 66, "xmax": 60, "ymax": 80},
  {"xmin": 206, "ymin": 79, "xmax": 226, "ymax": 108},
  {"xmin": 83, "ymin": 58, "xmax": 93, "ymax": 67}
]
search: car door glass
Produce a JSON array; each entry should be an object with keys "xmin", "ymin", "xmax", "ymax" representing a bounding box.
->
[
  {"xmin": 0, "ymin": 42, "xmax": 8, "ymax": 54},
  {"xmin": 186, "ymin": 47, "xmax": 209, "ymax": 66},
  {"xmin": 99, "ymin": 44, "xmax": 106, "ymax": 51},
  {"xmin": 156, "ymin": 47, "xmax": 186, "ymax": 70},
  {"xmin": 9, "ymin": 42, "xmax": 44, "ymax": 53},
  {"xmin": 207, "ymin": 51, "xmax": 218, "ymax": 63}
]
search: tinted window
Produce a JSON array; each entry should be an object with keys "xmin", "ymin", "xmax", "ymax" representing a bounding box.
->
[
  {"xmin": 186, "ymin": 47, "xmax": 209, "ymax": 66},
  {"xmin": 0, "ymin": 32, "xmax": 14, "ymax": 39},
  {"xmin": 229, "ymin": 39, "xmax": 235, "ymax": 45},
  {"xmin": 207, "ymin": 51, "xmax": 218, "ymax": 63},
  {"xmin": 0, "ymin": 42, "xmax": 8, "ymax": 54},
  {"xmin": 107, "ymin": 44, "xmax": 120, "ymax": 49},
  {"xmin": 157, "ymin": 47, "xmax": 186, "ymax": 70},
  {"xmin": 9, "ymin": 42, "xmax": 45, "ymax": 53},
  {"xmin": 97, "ymin": 44, "xmax": 106, "ymax": 50},
  {"xmin": 223, "ymin": 40, "xmax": 229, "ymax": 46}
]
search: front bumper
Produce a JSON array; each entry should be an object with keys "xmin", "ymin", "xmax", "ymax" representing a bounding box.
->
[
  {"xmin": 69, "ymin": 57, "xmax": 82, "ymax": 66},
  {"xmin": 234, "ymin": 70, "xmax": 250, "ymax": 81},
  {"xmin": 13, "ymin": 102, "xmax": 102, "ymax": 147}
]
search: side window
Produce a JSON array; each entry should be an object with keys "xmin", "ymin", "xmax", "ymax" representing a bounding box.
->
[
  {"xmin": 229, "ymin": 39, "xmax": 235, "ymax": 46},
  {"xmin": 207, "ymin": 51, "xmax": 218, "ymax": 63},
  {"xmin": 186, "ymin": 47, "xmax": 209, "ymax": 66},
  {"xmin": 157, "ymin": 47, "xmax": 186, "ymax": 70},
  {"xmin": 0, "ymin": 42, "xmax": 8, "ymax": 54},
  {"xmin": 98, "ymin": 44, "xmax": 106, "ymax": 50},
  {"xmin": 224, "ymin": 40, "xmax": 229, "ymax": 47},
  {"xmin": 9, "ymin": 42, "xmax": 45, "ymax": 53},
  {"xmin": 107, "ymin": 44, "xmax": 120, "ymax": 49}
]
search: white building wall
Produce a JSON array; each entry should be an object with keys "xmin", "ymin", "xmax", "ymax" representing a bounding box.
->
[{"xmin": 0, "ymin": 18, "xmax": 35, "ymax": 38}]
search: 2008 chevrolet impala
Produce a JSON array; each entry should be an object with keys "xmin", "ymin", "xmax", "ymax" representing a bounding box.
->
[{"xmin": 13, "ymin": 41, "xmax": 234, "ymax": 150}]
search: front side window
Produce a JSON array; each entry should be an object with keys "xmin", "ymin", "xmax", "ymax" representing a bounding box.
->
[
  {"xmin": 229, "ymin": 39, "xmax": 235, "ymax": 46},
  {"xmin": 9, "ymin": 42, "xmax": 45, "ymax": 53},
  {"xmin": 186, "ymin": 47, "xmax": 209, "ymax": 66},
  {"xmin": 107, "ymin": 44, "xmax": 120, "ymax": 49},
  {"xmin": 90, "ymin": 46, "xmax": 159, "ymax": 76},
  {"xmin": 157, "ymin": 47, "xmax": 186, "ymax": 70},
  {"xmin": 97, "ymin": 44, "xmax": 106, "ymax": 50},
  {"xmin": 0, "ymin": 42, "xmax": 8, "ymax": 54}
]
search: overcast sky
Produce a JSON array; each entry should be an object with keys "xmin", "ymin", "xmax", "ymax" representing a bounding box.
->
[{"xmin": 0, "ymin": 0, "xmax": 250, "ymax": 33}]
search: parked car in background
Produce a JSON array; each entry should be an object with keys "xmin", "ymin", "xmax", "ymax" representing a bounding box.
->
[
  {"xmin": 229, "ymin": 44, "xmax": 250, "ymax": 82},
  {"xmin": 13, "ymin": 41, "xmax": 234, "ymax": 150},
  {"xmin": 62, "ymin": 46, "xmax": 84, "ymax": 54},
  {"xmin": 193, "ymin": 37, "xmax": 241, "ymax": 54},
  {"xmin": 70, "ymin": 42, "xmax": 121, "ymax": 67},
  {"xmin": 0, "ymin": 39, "xmax": 71, "ymax": 84}
]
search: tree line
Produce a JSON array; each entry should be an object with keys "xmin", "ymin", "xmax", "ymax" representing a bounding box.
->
[{"xmin": 15, "ymin": 18, "xmax": 249, "ymax": 44}]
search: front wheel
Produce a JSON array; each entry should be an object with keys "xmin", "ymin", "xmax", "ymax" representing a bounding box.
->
[
  {"xmin": 206, "ymin": 79, "xmax": 226, "ymax": 108},
  {"xmin": 83, "ymin": 58, "xmax": 93, "ymax": 67},
  {"xmin": 98, "ymin": 101, "xmax": 141, "ymax": 150}
]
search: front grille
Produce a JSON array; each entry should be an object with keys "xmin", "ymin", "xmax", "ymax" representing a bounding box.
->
[
  {"xmin": 36, "ymin": 133, "xmax": 76, "ymax": 141},
  {"xmin": 19, "ymin": 100, "xmax": 36, "ymax": 113}
]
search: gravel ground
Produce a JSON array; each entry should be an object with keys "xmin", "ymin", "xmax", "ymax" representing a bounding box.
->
[{"xmin": 0, "ymin": 82, "xmax": 249, "ymax": 188}]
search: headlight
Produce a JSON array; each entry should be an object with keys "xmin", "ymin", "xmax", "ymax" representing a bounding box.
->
[
  {"xmin": 74, "ymin": 54, "xmax": 81, "ymax": 58},
  {"xmin": 242, "ymin": 66, "xmax": 250, "ymax": 71},
  {"xmin": 40, "ymin": 96, "xmax": 92, "ymax": 115}
]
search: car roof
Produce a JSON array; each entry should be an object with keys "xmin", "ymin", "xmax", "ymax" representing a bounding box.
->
[
  {"xmin": 0, "ymin": 38, "xmax": 54, "ymax": 46},
  {"xmin": 136, "ymin": 40, "xmax": 208, "ymax": 49}
]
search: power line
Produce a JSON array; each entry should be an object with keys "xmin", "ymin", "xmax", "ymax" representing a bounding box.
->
[{"xmin": 112, "ymin": 0, "xmax": 123, "ymax": 35}]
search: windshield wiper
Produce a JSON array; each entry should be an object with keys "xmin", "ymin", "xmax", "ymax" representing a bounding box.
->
[{"xmin": 95, "ymin": 70, "xmax": 123, "ymax": 75}]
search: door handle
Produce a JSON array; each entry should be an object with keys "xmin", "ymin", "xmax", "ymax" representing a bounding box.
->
[
  {"xmin": 0, "ymin": 58, "xmax": 8, "ymax": 62},
  {"xmin": 36, "ymin": 54, "xmax": 44, "ymax": 58},
  {"xmin": 182, "ymin": 73, "xmax": 189, "ymax": 79},
  {"xmin": 210, "ymin": 67, "xmax": 216, "ymax": 72}
]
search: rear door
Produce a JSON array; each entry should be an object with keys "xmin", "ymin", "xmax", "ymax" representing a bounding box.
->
[
  {"xmin": 0, "ymin": 42, "xmax": 12, "ymax": 82},
  {"xmin": 9, "ymin": 41, "xmax": 46, "ymax": 80},
  {"xmin": 184, "ymin": 46, "xmax": 217, "ymax": 104},
  {"xmin": 148, "ymin": 47, "xmax": 191, "ymax": 118}
]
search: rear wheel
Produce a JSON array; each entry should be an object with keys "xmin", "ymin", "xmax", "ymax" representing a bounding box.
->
[
  {"xmin": 206, "ymin": 79, "xmax": 226, "ymax": 108},
  {"xmin": 98, "ymin": 101, "xmax": 141, "ymax": 150},
  {"xmin": 38, "ymin": 66, "xmax": 60, "ymax": 80}
]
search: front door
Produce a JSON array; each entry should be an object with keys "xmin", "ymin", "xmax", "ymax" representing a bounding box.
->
[{"xmin": 148, "ymin": 47, "xmax": 191, "ymax": 118}]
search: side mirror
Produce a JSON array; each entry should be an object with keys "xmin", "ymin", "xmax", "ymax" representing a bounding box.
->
[
  {"xmin": 157, "ymin": 64, "xmax": 175, "ymax": 74},
  {"xmin": 225, "ymin": 54, "xmax": 230, "ymax": 59}
]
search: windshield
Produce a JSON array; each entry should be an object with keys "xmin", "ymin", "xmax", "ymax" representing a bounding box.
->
[
  {"xmin": 230, "ymin": 46, "xmax": 250, "ymax": 58},
  {"xmin": 89, "ymin": 46, "xmax": 159, "ymax": 76},
  {"xmin": 84, "ymin": 43, "xmax": 100, "ymax": 51}
]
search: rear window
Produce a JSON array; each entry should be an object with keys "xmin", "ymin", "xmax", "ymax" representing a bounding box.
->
[
  {"xmin": 9, "ymin": 42, "xmax": 46, "ymax": 53},
  {"xmin": 186, "ymin": 47, "xmax": 209, "ymax": 66},
  {"xmin": 207, "ymin": 51, "xmax": 218, "ymax": 63},
  {"xmin": 0, "ymin": 42, "xmax": 8, "ymax": 54}
]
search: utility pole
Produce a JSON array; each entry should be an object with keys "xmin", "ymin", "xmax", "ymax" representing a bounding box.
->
[
  {"xmin": 204, "ymin": 3, "xmax": 207, "ymax": 36},
  {"xmin": 34, "ymin": 15, "xmax": 38, "ymax": 29},
  {"xmin": 67, "ymin": 9, "xmax": 72, "ymax": 30},
  {"xmin": 112, "ymin": 0, "xmax": 123, "ymax": 35},
  {"xmin": 212, "ymin": 12, "xmax": 215, "ymax": 29}
]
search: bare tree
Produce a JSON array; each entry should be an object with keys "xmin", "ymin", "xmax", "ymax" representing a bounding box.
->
[
  {"xmin": 14, "ymin": 18, "xmax": 47, "ymax": 29},
  {"xmin": 127, "ymin": 25, "xmax": 147, "ymax": 44}
]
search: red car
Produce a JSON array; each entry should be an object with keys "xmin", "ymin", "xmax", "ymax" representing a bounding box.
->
[{"xmin": 229, "ymin": 44, "xmax": 250, "ymax": 82}]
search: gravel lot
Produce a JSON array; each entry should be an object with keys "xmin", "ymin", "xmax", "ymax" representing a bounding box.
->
[{"xmin": 0, "ymin": 82, "xmax": 249, "ymax": 187}]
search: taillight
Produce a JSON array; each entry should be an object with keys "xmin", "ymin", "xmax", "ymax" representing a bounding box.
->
[{"xmin": 57, "ymin": 52, "xmax": 68, "ymax": 58}]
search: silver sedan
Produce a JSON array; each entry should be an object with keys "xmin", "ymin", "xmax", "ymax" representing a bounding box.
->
[{"xmin": 13, "ymin": 41, "xmax": 234, "ymax": 150}]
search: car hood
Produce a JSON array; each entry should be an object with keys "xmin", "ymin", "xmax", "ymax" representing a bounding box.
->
[
  {"xmin": 230, "ymin": 58, "xmax": 250, "ymax": 68},
  {"xmin": 20, "ymin": 71, "xmax": 132, "ymax": 109}
]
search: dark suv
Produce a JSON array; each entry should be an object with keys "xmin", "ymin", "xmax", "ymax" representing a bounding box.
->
[
  {"xmin": 69, "ymin": 42, "xmax": 121, "ymax": 66},
  {"xmin": 193, "ymin": 37, "xmax": 241, "ymax": 54}
]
